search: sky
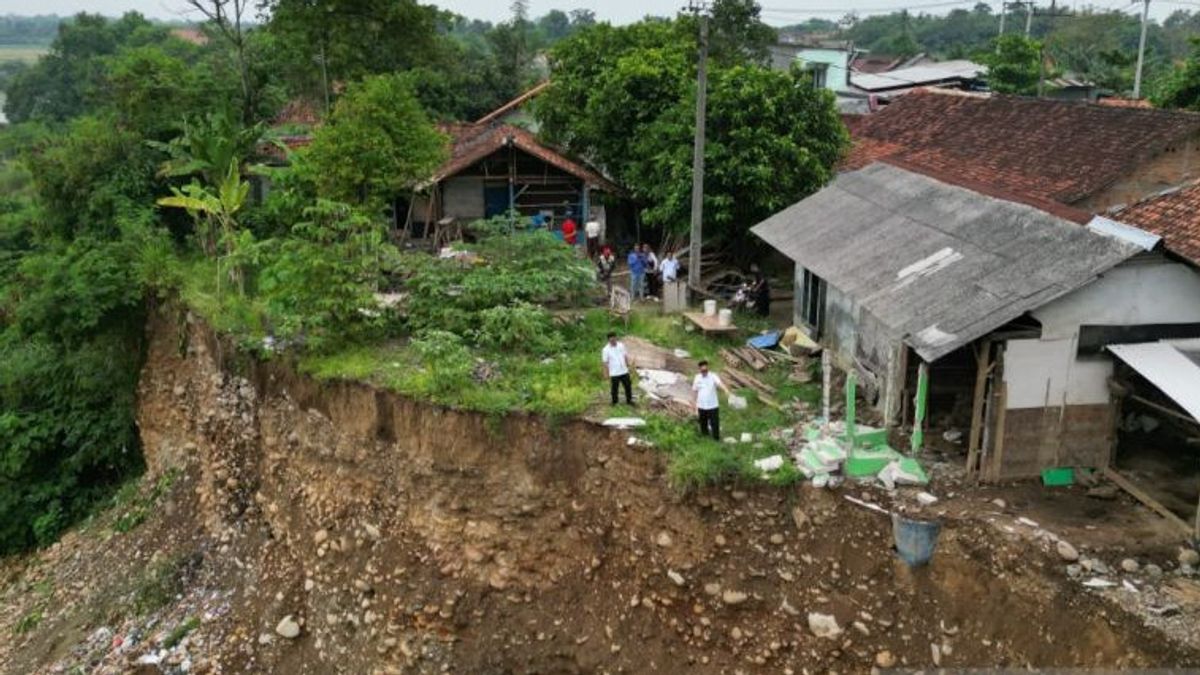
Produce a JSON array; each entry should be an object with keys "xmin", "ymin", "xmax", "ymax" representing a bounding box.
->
[{"xmin": 0, "ymin": 0, "xmax": 1172, "ymax": 26}]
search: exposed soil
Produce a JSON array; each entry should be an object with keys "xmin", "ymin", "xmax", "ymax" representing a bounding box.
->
[{"xmin": 2, "ymin": 305, "xmax": 1199, "ymax": 674}]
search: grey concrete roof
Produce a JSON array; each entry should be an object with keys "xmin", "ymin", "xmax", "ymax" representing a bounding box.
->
[
  {"xmin": 751, "ymin": 163, "xmax": 1142, "ymax": 361},
  {"xmin": 849, "ymin": 59, "xmax": 984, "ymax": 92}
]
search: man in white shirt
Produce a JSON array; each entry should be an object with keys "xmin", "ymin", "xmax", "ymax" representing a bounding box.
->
[
  {"xmin": 601, "ymin": 332, "xmax": 635, "ymax": 406},
  {"xmin": 692, "ymin": 360, "xmax": 731, "ymax": 439},
  {"xmin": 585, "ymin": 220, "xmax": 601, "ymax": 259},
  {"xmin": 660, "ymin": 251, "xmax": 679, "ymax": 283}
]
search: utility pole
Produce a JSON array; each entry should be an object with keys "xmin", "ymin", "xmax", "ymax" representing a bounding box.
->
[
  {"xmin": 1024, "ymin": 0, "xmax": 1033, "ymax": 36},
  {"xmin": 998, "ymin": 1, "xmax": 1006, "ymax": 38},
  {"xmin": 1133, "ymin": 0, "xmax": 1150, "ymax": 98},
  {"xmin": 686, "ymin": 0, "xmax": 709, "ymax": 296},
  {"xmin": 1036, "ymin": 0, "xmax": 1071, "ymax": 97}
]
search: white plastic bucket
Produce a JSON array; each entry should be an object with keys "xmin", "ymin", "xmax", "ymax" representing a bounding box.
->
[
  {"xmin": 703, "ymin": 299, "xmax": 718, "ymax": 316},
  {"xmin": 717, "ymin": 308, "xmax": 733, "ymax": 326}
]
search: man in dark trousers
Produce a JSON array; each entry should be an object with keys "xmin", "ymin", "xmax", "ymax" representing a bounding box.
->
[
  {"xmin": 691, "ymin": 360, "xmax": 731, "ymax": 439},
  {"xmin": 601, "ymin": 332, "xmax": 635, "ymax": 406}
]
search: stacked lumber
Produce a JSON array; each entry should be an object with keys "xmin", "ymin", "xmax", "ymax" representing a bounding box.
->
[{"xmin": 723, "ymin": 365, "xmax": 783, "ymax": 411}]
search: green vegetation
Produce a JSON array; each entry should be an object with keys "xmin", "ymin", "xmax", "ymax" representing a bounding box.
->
[
  {"xmin": 1152, "ymin": 38, "xmax": 1200, "ymax": 111},
  {"xmin": 978, "ymin": 34, "xmax": 1044, "ymax": 95},
  {"xmin": 112, "ymin": 469, "xmax": 180, "ymax": 534},
  {"xmin": 131, "ymin": 554, "xmax": 200, "ymax": 616},
  {"xmin": 536, "ymin": 15, "xmax": 846, "ymax": 251},
  {"xmin": 0, "ymin": 2, "xmax": 839, "ymax": 555},
  {"xmin": 162, "ymin": 616, "xmax": 200, "ymax": 648}
]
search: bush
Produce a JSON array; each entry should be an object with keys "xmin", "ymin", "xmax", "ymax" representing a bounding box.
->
[
  {"xmin": 477, "ymin": 302, "xmax": 563, "ymax": 355},
  {"xmin": 411, "ymin": 329, "xmax": 473, "ymax": 394}
]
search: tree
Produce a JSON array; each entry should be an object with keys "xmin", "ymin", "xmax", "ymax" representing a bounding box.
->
[
  {"xmin": 1152, "ymin": 38, "xmax": 1200, "ymax": 110},
  {"xmin": 300, "ymin": 74, "xmax": 447, "ymax": 209},
  {"xmin": 979, "ymin": 34, "xmax": 1042, "ymax": 95},
  {"xmin": 708, "ymin": 0, "xmax": 778, "ymax": 66},
  {"xmin": 537, "ymin": 20, "xmax": 847, "ymax": 246}
]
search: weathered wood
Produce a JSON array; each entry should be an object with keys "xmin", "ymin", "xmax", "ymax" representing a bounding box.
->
[
  {"xmin": 1103, "ymin": 467, "xmax": 1194, "ymax": 538},
  {"xmin": 1127, "ymin": 393, "xmax": 1200, "ymax": 429},
  {"xmin": 989, "ymin": 382, "xmax": 1008, "ymax": 483},
  {"xmin": 966, "ymin": 340, "xmax": 992, "ymax": 478},
  {"xmin": 683, "ymin": 312, "xmax": 738, "ymax": 336}
]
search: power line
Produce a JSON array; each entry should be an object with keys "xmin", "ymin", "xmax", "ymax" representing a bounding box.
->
[{"xmin": 761, "ymin": 0, "xmax": 976, "ymax": 13}]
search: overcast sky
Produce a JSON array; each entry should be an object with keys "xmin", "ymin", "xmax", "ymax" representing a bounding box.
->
[{"xmin": 0, "ymin": 0, "xmax": 1164, "ymax": 26}]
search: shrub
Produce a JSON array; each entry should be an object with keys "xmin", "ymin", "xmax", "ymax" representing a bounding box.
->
[
  {"xmin": 477, "ymin": 302, "xmax": 563, "ymax": 354},
  {"xmin": 411, "ymin": 329, "xmax": 473, "ymax": 394}
]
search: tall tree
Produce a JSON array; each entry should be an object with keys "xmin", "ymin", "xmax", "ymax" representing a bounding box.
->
[
  {"xmin": 183, "ymin": 0, "xmax": 254, "ymax": 123},
  {"xmin": 537, "ymin": 19, "xmax": 846, "ymax": 245},
  {"xmin": 1152, "ymin": 38, "xmax": 1200, "ymax": 110},
  {"xmin": 708, "ymin": 0, "xmax": 777, "ymax": 66},
  {"xmin": 978, "ymin": 34, "xmax": 1042, "ymax": 95}
]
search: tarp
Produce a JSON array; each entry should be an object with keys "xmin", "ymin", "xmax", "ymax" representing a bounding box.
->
[{"xmin": 1108, "ymin": 341, "xmax": 1200, "ymax": 421}]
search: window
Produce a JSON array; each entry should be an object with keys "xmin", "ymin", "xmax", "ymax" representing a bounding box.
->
[
  {"xmin": 798, "ymin": 267, "xmax": 827, "ymax": 337},
  {"xmin": 808, "ymin": 63, "xmax": 829, "ymax": 90}
]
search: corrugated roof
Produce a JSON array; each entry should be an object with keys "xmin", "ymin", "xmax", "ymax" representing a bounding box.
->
[
  {"xmin": 1108, "ymin": 341, "xmax": 1200, "ymax": 420},
  {"xmin": 850, "ymin": 60, "xmax": 984, "ymax": 92},
  {"xmin": 750, "ymin": 163, "xmax": 1142, "ymax": 361}
]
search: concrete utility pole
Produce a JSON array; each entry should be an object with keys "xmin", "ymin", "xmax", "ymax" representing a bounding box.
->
[
  {"xmin": 1024, "ymin": 1, "xmax": 1033, "ymax": 36},
  {"xmin": 1133, "ymin": 0, "xmax": 1151, "ymax": 99},
  {"xmin": 998, "ymin": 0, "xmax": 1007, "ymax": 38},
  {"xmin": 686, "ymin": 0, "xmax": 709, "ymax": 296}
]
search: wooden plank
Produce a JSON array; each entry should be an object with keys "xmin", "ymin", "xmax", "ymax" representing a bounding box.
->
[
  {"xmin": 1103, "ymin": 467, "xmax": 1194, "ymax": 538},
  {"xmin": 966, "ymin": 340, "xmax": 992, "ymax": 478},
  {"xmin": 683, "ymin": 312, "xmax": 738, "ymax": 335},
  {"xmin": 989, "ymin": 382, "xmax": 1008, "ymax": 483}
]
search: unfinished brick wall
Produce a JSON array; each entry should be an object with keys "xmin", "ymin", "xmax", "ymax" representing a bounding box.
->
[
  {"xmin": 988, "ymin": 403, "xmax": 1116, "ymax": 481},
  {"xmin": 1081, "ymin": 136, "xmax": 1200, "ymax": 212}
]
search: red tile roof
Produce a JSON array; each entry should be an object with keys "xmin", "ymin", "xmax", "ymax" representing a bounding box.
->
[
  {"xmin": 435, "ymin": 123, "xmax": 620, "ymax": 193},
  {"xmin": 1114, "ymin": 181, "xmax": 1200, "ymax": 266},
  {"xmin": 842, "ymin": 89, "xmax": 1200, "ymax": 205}
]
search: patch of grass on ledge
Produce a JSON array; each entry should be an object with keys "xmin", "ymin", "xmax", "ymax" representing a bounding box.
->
[{"xmin": 180, "ymin": 257, "xmax": 816, "ymax": 487}]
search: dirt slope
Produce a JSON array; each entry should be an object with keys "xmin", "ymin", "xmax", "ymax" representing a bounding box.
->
[{"xmin": 1, "ymin": 306, "xmax": 1197, "ymax": 674}]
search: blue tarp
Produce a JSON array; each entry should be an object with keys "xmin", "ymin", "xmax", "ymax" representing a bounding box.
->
[{"xmin": 747, "ymin": 331, "xmax": 782, "ymax": 349}]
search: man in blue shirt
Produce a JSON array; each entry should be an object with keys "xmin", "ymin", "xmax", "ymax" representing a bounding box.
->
[{"xmin": 627, "ymin": 245, "xmax": 646, "ymax": 299}]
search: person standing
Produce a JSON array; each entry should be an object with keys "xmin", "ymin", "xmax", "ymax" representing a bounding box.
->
[
  {"xmin": 660, "ymin": 250, "xmax": 680, "ymax": 284},
  {"xmin": 562, "ymin": 215, "xmax": 578, "ymax": 247},
  {"xmin": 750, "ymin": 266, "xmax": 771, "ymax": 317},
  {"xmin": 643, "ymin": 244, "xmax": 660, "ymax": 299},
  {"xmin": 602, "ymin": 332, "xmax": 635, "ymax": 406},
  {"xmin": 585, "ymin": 219, "xmax": 601, "ymax": 259},
  {"xmin": 597, "ymin": 245, "xmax": 616, "ymax": 294},
  {"xmin": 692, "ymin": 360, "xmax": 731, "ymax": 439},
  {"xmin": 627, "ymin": 245, "xmax": 646, "ymax": 300}
]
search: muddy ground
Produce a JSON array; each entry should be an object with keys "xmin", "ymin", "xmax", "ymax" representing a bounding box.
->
[{"xmin": 1, "ymin": 308, "xmax": 1199, "ymax": 674}]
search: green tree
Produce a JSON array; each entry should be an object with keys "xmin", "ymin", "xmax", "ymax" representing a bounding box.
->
[
  {"xmin": 538, "ymin": 19, "xmax": 846, "ymax": 245},
  {"xmin": 300, "ymin": 74, "xmax": 446, "ymax": 209},
  {"xmin": 707, "ymin": 0, "xmax": 778, "ymax": 66},
  {"xmin": 979, "ymin": 34, "xmax": 1042, "ymax": 95},
  {"xmin": 1152, "ymin": 38, "xmax": 1200, "ymax": 110}
]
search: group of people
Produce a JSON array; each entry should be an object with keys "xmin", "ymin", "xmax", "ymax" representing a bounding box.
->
[
  {"xmin": 601, "ymin": 332, "xmax": 732, "ymax": 439},
  {"xmin": 593, "ymin": 244, "xmax": 680, "ymax": 299}
]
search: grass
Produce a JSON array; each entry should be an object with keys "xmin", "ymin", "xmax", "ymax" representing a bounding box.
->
[
  {"xmin": 162, "ymin": 616, "xmax": 200, "ymax": 649},
  {"xmin": 12, "ymin": 609, "xmax": 42, "ymax": 635},
  {"xmin": 131, "ymin": 554, "xmax": 198, "ymax": 616},
  {"xmin": 111, "ymin": 469, "xmax": 180, "ymax": 534},
  {"xmin": 179, "ymin": 255, "xmax": 818, "ymax": 488}
]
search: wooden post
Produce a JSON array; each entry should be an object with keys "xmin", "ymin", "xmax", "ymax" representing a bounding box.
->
[
  {"xmin": 845, "ymin": 371, "xmax": 857, "ymax": 446},
  {"xmin": 911, "ymin": 361, "xmax": 929, "ymax": 453},
  {"xmin": 966, "ymin": 340, "xmax": 992, "ymax": 476},
  {"xmin": 991, "ymin": 382, "xmax": 1008, "ymax": 482},
  {"xmin": 821, "ymin": 349, "xmax": 832, "ymax": 421}
]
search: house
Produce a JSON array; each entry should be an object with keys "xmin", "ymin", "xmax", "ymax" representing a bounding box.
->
[
  {"xmin": 768, "ymin": 41, "xmax": 870, "ymax": 113},
  {"xmin": 751, "ymin": 161, "xmax": 1200, "ymax": 482},
  {"xmin": 841, "ymin": 89, "xmax": 1200, "ymax": 212},
  {"xmin": 403, "ymin": 121, "xmax": 623, "ymax": 239},
  {"xmin": 848, "ymin": 60, "xmax": 985, "ymax": 99}
]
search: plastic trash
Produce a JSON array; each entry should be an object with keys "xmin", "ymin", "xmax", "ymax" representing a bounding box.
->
[
  {"xmin": 602, "ymin": 417, "xmax": 646, "ymax": 429},
  {"xmin": 728, "ymin": 394, "xmax": 748, "ymax": 410},
  {"xmin": 753, "ymin": 454, "xmax": 784, "ymax": 472}
]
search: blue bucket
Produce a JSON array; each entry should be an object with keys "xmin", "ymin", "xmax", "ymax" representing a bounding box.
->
[{"xmin": 892, "ymin": 513, "xmax": 941, "ymax": 567}]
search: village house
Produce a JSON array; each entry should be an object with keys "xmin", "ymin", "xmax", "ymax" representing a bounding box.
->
[
  {"xmin": 752, "ymin": 162, "xmax": 1200, "ymax": 499},
  {"xmin": 841, "ymin": 88, "xmax": 1200, "ymax": 212}
]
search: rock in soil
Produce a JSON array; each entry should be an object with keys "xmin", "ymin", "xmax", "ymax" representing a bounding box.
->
[{"xmin": 1057, "ymin": 540, "xmax": 1080, "ymax": 562}]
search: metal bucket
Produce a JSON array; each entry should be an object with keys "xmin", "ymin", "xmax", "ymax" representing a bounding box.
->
[{"xmin": 892, "ymin": 513, "xmax": 941, "ymax": 567}]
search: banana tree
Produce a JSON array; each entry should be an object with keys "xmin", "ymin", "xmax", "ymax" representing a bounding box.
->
[{"xmin": 157, "ymin": 158, "xmax": 251, "ymax": 295}]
